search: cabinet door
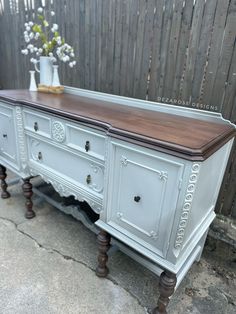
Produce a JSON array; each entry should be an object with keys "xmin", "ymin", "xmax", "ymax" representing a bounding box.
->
[
  {"xmin": 0, "ymin": 103, "xmax": 18, "ymax": 168},
  {"xmin": 107, "ymin": 142, "xmax": 184, "ymax": 258}
]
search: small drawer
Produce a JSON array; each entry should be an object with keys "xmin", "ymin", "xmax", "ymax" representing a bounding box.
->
[
  {"xmin": 67, "ymin": 124, "xmax": 105, "ymax": 160},
  {"xmin": 23, "ymin": 109, "xmax": 51, "ymax": 138}
]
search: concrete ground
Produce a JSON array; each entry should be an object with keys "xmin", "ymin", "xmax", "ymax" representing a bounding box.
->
[{"xmin": 0, "ymin": 174, "xmax": 235, "ymax": 314}]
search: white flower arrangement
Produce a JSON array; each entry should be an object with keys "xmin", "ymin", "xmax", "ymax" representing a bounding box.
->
[{"xmin": 21, "ymin": 6, "xmax": 76, "ymax": 68}]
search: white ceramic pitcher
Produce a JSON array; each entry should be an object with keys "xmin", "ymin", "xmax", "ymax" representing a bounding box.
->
[{"xmin": 34, "ymin": 56, "xmax": 53, "ymax": 86}]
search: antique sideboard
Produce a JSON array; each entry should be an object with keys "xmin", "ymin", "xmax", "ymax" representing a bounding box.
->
[{"xmin": 0, "ymin": 87, "xmax": 235, "ymax": 313}]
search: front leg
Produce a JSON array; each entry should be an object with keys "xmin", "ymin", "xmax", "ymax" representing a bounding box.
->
[
  {"xmin": 0, "ymin": 164, "xmax": 10, "ymax": 199},
  {"xmin": 22, "ymin": 177, "xmax": 35, "ymax": 219},
  {"xmin": 96, "ymin": 230, "xmax": 111, "ymax": 277},
  {"xmin": 153, "ymin": 270, "xmax": 177, "ymax": 314}
]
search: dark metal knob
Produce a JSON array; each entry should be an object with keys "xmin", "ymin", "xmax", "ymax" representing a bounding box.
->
[
  {"xmin": 34, "ymin": 122, "xmax": 38, "ymax": 131},
  {"xmin": 3, "ymin": 134, "xmax": 7, "ymax": 138},
  {"xmin": 85, "ymin": 141, "xmax": 90, "ymax": 152},
  {"xmin": 134, "ymin": 196, "xmax": 141, "ymax": 202},
  {"xmin": 86, "ymin": 174, "xmax": 91, "ymax": 184},
  {"xmin": 38, "ymin": 152, "xmax": 42, "ymax": 160}
]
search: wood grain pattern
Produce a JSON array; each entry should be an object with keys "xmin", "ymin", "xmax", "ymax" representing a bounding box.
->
[{"xmin": 0, "ymin": 89, "xmax": 234, "ymax": 161}]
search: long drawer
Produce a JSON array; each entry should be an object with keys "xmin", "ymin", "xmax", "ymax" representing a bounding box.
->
[{"xmin": 26, "ymin": 135, "xmax": 104, "ymax": 197}]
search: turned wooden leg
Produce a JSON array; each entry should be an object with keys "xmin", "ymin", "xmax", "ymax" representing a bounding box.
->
[
  {"xmin": 0, "ymin": 164, "xmax": 10, "ymax": 199},
  {"xmin": 153, "ymin": 270, "xmax": 177, "ymax": 314},
  {"xmin": 96, "ymin": 230, "xmax": 111, "ymax": 277},
  {"xmin": 22, "ymin": 178, "xmax": 35, "ymax": 219}
]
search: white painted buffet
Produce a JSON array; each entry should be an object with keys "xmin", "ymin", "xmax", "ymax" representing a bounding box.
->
[{"xmin": 0, "ymin": 88, "xmax": 235, "ymax": 313}]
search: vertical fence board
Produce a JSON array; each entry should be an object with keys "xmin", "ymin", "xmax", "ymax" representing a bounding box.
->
[
  {"xmin": 148, "ymin": 0, "xmax": 164, "ymax": 101},
  {"xmin": 202, "ymin": 0, "xmax": 230, "ymax": 105},
  {"xmin": 163, "ymin": 0, "xmax": 184, "ymax": 98},
  {"xmin": 181, "ymin": 0, "xmax": 205, "ymax": 101}
]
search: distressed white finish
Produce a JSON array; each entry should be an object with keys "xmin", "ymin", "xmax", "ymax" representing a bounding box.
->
[{"xmin": 0, "ymin": 89, "xmax": 235, "ymax": 289}]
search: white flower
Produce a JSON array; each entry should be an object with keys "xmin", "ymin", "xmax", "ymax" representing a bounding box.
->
[
  {"xmin": 27, "ymin": 44, "xmax": 34, "ymax": 49},
  {"xmin": 43, "ymin": 43, "xmax": 48, "ymax": 49},
  {"xmin": 24, "ymin": 36, "xmax": 30, "ymax": 43},
  {"xmin": 69, "ymin": 62, "xmax": 73, "ymax": 68},
  {"xmin": 51, "ymin": 23, "xmax": 58, "ymax": 32},
  {"xmin": 38, "ymin": 48, "xmax": 43, "ymax": 54},
  {"xmin": 35, "ymin": 33, "xmax": 40, "ymax": 40},
  {"xmin": 28, "ymin": 21, "xmax": 34, "ymax": 27},
  {"xmin": 30, "ymin": 58, "xmax": 38, "ymax": 64},
  {"xmin": 37, "ymin": 7, "xmax": 43, "ymax": 13},
  {"xmin": 24, "ymin": 31, "xmax": 28, "ymax": 36},
  {"xmin": 29, "ymin": 32, "xmax": 34, "ymax": 39},
  {"xmin": 51, "ymin": 11, "xmax": 55, "ymax": 16},
  {"xmin": 49, "ymin": 52, "xmax": 53, "ymax": 57},
  {"xmin": 72, "ymin": 61, "xmax": 76, "ymax": 66},
  {"xmin": 34, "ymin": 47, "xmax": 38, "ymax": 52},
  {"xmin": 62, "ymin": 55, "xmax": 69, "ymax": 62},
  {"xmin": 24, "ymin": 22, "xmax": 28, "ymax": 27},
  {"xmin": 21, "ymin": 49, "xmax": 28, "ymax": 55},
  {"xmin": 53, "ymin": 23, "xmax": 58, "ymax": 30},
  {"xmin": 26, "ymin": 26, "xmax": 31, "ymax": 31},
  {"xmin": 70, "ymin": 52, "xmax": 75, "ymax": 58}
]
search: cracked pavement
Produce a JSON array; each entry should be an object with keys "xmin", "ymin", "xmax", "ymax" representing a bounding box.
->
[{"xmin": 0, "ymin": 175, "xmax": 236, "ymax": 313}]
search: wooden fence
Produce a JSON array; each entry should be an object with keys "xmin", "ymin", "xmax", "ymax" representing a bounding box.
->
[{"xmin": 0, "ymin": 0, "xmax": 235, "ymax": 217}]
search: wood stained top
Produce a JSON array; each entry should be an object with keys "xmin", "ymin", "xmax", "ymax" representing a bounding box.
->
[{"xmin": 0, "ymin": 89, "xmax": 235, "ymax": 161}]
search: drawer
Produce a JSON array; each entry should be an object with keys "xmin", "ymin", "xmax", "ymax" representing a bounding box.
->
[
  {"xmin": 67, "ymin": 124, "xmax": 105, "ymax": 160},
  {"xmin": 107, "ymin": 142, "xmax": 184, "ymax": 258},
  {"xmin": 27, "ymin": 136, "xmax": 104, "ymax": 196},
  {"xmin": 23, "ymin": 109, "xmax": 51, "ymax": 138}
]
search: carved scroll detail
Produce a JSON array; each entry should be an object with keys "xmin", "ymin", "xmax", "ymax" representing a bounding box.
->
[
  {"xmin": 15, "ymin": 107, "xmax": 28, "ymax": 171},
  {"xmin": 174, "ymin": 163, "xmax": 200, "ymax": 254}
]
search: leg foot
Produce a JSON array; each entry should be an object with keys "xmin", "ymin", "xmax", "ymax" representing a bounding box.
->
[
  {"xmin": 22, "ymin": 178, "xmax": 35, "ymax": 219},
  {"xmin": 96, "ymin": 230, "xmax": 111, "ymax": 277},
  {"xmin": 153, "ymin": 270, "xmax": 177, "ymax": 314},
  {"xmin": 0, "ymin": 165, "xmax": 10, "ymax": 199}
]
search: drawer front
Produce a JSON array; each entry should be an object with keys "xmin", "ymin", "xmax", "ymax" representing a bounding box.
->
[
  {"xmin": 107, "ymin": 142, "xmax": 184, "ymax": 257},
  {"xmin": 27, "ymin": 136, "xmax": 104, "ymax": 196},
  {"xmin": 23, "ymin": 109, "xmax": 51, "ymax": 138},
  {"xmin": 67, "ymin": 124, "xmax": 105, "ymax": 160},
  {"xmin": 0, "ymin": 103, "xmax": 18, "ymax": 167}
]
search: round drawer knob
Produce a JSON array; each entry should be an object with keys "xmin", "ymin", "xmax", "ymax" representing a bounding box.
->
[
  {"xmin": 134, "ymin": 196, "xmax": 141, "ymax": 202},
  {"xmin": 2, "ymin": 134, "xmax": 7, "ymax": 138}
]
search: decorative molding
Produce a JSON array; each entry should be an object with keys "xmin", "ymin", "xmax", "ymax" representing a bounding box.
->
[
  {"xmin": 174, "ymin": 163, "xmax": 200, "ymax": 254},
  {"xmin": 159, "ymin": 171, "xmax": 168, "ymax": 181},
  {"xmin": 89, "ymin": 163, "xmax": 104, "ymax": 193},
  {"xmin": 29, "ymin": 167, "xmax": 102, "ymax": 214},
  {"xmin": 120, "ymin": 156, "xmax": 128, "ymax": 166},
  {"xmin": 149, "ymin": 231, "xmax": 158, "ymax": 239},
  {"xmin": 15, "ymin": 106, "xmax": 28, "ymax": 171},
  {"xmin": 51, "ymin": 121, "xmax": 66, "ymax": 143}
]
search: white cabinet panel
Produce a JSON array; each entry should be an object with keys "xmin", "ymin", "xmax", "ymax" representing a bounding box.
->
[
  {"xmin": 0, "ymin": 103, "xmax": 18, "ymax": 168},
  {"xmin": 107, "ymin": 141, "xmax": 184, "ymax": 258}
]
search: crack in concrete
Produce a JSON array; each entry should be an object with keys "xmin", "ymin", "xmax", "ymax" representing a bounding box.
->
[
  {"xmin": 0, "ymin": 216, "xmax": 146, "ymax": 310},
  {"xmin": 0, "ymin": 215, "xmax": 96, "ymax": 271}
]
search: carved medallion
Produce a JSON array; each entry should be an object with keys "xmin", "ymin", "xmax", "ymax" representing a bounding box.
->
[{"xmin": 51, "ymin": 121, "xmax": 66, "ymax": 143}]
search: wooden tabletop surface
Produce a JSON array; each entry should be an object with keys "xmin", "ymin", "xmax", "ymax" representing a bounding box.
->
[{"xmin": 0, "ymin": 89, "xmax": 235, "ymax": 160}]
